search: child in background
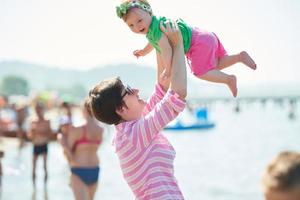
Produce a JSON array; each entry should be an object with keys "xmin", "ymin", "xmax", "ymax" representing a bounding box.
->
[
  {"xmin": 116, "ymin": 0, "xmax": 257, "ymax": 97},
  {"xmin": 262, "ymin": 151, "xmax": 300, "ymax": 200}
]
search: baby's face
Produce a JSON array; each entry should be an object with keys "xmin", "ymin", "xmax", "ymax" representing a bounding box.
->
[{"xmin": 124, "ymin": 7, "xmax": 152, "ymax": 34}]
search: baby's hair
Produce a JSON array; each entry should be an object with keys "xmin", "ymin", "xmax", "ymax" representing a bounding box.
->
[
  {"xmin": 121, "ymin": 0, "xmax": 150, "ymax": 6},
  {"xmin": 117, "ymin": 0, "xmax": 152, "ymax": 20}
]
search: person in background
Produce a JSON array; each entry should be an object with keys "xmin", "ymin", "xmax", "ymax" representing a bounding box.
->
[
  {"xmin": 61, "ymin": 102, "xmax": 73, "ymax": 124},
  {"xmin": 57, "ymin": 100, "xmax": 104, "ymax": 200},
  {"xmin": 262, "ymin": 151, "xmax": 300, "ymax": 200},
  {"xmin": 57, "ymin": 115, "xmax": 73, "ymax": 163},
  {"xmin": 87, "ymin": 22, "xmax": 187, "ymax": 199},
  {"xmin": 16, "ymin": 104, "xmax": 28, "ymax": 150},
  {"xmin": 28, "ymin": 102, "xmax": 52, "ymax": 186}
]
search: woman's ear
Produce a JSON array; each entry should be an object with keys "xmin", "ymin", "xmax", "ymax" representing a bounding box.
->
[{"xmin": 116, "ymin": 106, "xmax": 126, "ymax": 116}]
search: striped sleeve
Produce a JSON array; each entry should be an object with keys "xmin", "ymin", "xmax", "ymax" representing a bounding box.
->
[
  {"xmin": 142, "ymin": 83, "xmax": 166, "ymax": 116},
  {"xmin": 133, "ymin": 89, "xmax": 185, "ymax": 149}
]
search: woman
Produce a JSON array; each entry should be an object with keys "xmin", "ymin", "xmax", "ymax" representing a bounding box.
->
[
  {"xmin": 58, "ymin": 101, "xmax": 103, "ymax": 200},
  {"xmin": 28, "ymin": 102, "xmax": 52, "ymax": 186},
  {"xmin": 88, "ymin": 22, "xmax": 187, "ymax": 199}
]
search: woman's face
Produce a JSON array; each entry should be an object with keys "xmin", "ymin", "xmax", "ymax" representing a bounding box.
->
[
  {"xmin": 118, "ymin": 85, "xmax": 146, "ymax": 121},
  {"xmin": 124, "ymin": 7, "xmax": 152, "ymax": 34}
]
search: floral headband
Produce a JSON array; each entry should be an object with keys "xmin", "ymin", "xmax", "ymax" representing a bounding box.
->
[{"xmin": 116, "ymin": 0, "xmax": 152, "ymax": 18}]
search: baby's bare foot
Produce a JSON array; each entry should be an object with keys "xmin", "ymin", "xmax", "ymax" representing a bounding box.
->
[
  {"xmin": 227, "ymin": 75, "xmax": 237, "ymax": 97},
  {"xmin": 240, "ymin": 51, "xmax": 257, "ymax": 70}
]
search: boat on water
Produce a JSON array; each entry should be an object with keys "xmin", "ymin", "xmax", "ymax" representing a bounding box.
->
[
  {"xmin": 164, "ymin": 120, "xmax": 215, "ymax": 130},
  {"xmin": 164, "ymin": 108, "xmax": 215, "ymax": 131}
]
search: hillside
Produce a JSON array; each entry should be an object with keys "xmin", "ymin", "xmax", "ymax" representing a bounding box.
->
[
  {"xmin": 0, "ymin": 61, "xmax": 157, "ymax": 97},
  {"xmin": 1, "ymin": 61, "xmax": 299, "ymax": 98}
]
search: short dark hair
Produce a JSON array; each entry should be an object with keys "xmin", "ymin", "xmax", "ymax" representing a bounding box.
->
[
  {"xmin": 262, "ymin": 151, "xmax": 300, "ymax": 192},
  {"xmin": 88, "ymin": 77, "xmax": 125, "ymax": 125}
]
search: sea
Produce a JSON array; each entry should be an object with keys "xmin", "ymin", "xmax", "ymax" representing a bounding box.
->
[{"xmin": 1, "ymin": 99, "xmax": 299, "ymax": 200}]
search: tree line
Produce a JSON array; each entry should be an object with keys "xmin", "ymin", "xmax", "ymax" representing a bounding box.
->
[{"xmin": 0, "ymin": 75, "xmax": 87, "ymax": 102}]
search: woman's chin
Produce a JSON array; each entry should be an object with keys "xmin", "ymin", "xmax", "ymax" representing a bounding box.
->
[{"xmin": 138, "ymin": 98, "xmax": 146, "ymax": 104}]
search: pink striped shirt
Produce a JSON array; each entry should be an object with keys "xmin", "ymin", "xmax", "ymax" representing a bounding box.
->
[{"xmin": 113, "ymin": 84, "xmax": 186, "ymax": 200}]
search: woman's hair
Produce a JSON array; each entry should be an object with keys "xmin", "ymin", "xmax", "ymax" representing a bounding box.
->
[
  {"xmin": 84, "ymin": 97, "xmax": 93, "ymax": 117},
  {"xmin": 87, "ymin": 77, "xmax": 125, "ymax": 125},
  {"xmin": 262, "ymin": 151, "xmax": 300, "ymax": 192}
]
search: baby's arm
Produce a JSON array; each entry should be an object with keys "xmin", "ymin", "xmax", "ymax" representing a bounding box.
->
[
  {"xmin": 133, "ymin": 43, "xmax": 153, "ymax": 58},
  {"xmin": 158, "ymin": 34, "xmax": 172, "ymax": 79}
]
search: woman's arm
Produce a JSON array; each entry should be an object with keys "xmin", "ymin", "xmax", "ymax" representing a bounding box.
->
[
  {"xmin": 27, "ymin": 121, "xmax": 36, "ymax": 140},
  {"xmin": 156, "ymin": 51, "xmax": 170, "ymax": 92},
  {"xmin": 130, "ymin": 22, "xmax": 187, "ymax": 148},
  {"xmin": 163, "ymin": 22, "xmax": 187, "ymax": 99},
  {"xmin": 158, "ymin": 35, "xmax": 173, "ymax": 79},
  {"xmin": 57, "ymin": 133, "xmax": 73, "ymax": 163},
  {"xmin": 132, "ymin": 93, "xmax": 185, "ymax": 148},
  {"xmin": 142, "ymin": 83, "xmax": 167, "ymax": 116},
  {"xmin": 141, "ymin": 46, "xmax": 171, "ymax": 116}
]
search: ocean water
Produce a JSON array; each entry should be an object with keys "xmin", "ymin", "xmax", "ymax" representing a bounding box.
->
[{"xmin": 1, "ymin": 100, "xmax": 299, "ymax": 200}]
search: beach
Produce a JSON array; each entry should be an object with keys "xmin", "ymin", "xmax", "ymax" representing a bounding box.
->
[{"xmin": 1, "ymin": 100, "xmax": 299, "ymax": 200}]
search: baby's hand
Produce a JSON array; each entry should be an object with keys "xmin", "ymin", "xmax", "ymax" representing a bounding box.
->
[{"xmin": 133, "ymin": 49, "xmax": 145, "ymax": 58}]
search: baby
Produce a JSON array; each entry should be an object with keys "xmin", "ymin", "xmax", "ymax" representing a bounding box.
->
[{"xmin": 116, "ymin": 0, "xmax": 257, "ymax": 97}]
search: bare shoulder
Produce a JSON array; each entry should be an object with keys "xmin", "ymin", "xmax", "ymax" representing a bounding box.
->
[
  {"xmin": 72, "ymin": 125, "xmax": 82, "ymax": 135},
  {"xmin": 65, "ymin": 125, "xmax": 79, "ymax": 139}
]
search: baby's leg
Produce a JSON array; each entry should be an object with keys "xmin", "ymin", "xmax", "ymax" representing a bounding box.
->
[
  {"xmin": 217, "ymin": 51, "xmax": 256, "ymax": 70},
  {"xmin": 199, "ymin": 70, "xmax": 237, "ymax": 97}
]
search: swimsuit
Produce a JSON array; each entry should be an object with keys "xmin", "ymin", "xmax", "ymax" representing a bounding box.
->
[
  {"xmin": 71, "ymin": 126, "xmax": 101, "ymax": 185},
  {"xmin": 71, "ymin": 126, "xmax": 101, "ymax": 152},
  {"xmin": 71, "ymin": 167, "xmax": 100, "ymax": 185},
  {"xmin": 147, "ymin": 15, "xmax": 192, "ymax": 53},
  {"xmin": 33, "ymin": 143, "xmax": 48, "ymax": 155},
  {"xmin": 186, "ymin": 28, "xmax": 227, "ymax": 76},
  {"xmin": 147, "ymin": 15, "xmax": 227, "ymax": 77}
]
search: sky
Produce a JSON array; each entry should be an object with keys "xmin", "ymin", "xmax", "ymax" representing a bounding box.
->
[{"xmin": 0, "ymin": 0, "xmax": 299, "ymax": 85}]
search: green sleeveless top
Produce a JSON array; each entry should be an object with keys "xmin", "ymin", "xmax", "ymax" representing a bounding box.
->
[{"xmin": 146, "ymin": 15, "xmax": 192, "ymax": 54}]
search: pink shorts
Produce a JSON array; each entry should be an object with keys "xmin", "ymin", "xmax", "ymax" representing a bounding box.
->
[{"xmin": 186, "ymin": 27, "xmax": 227, "ymax": 77}]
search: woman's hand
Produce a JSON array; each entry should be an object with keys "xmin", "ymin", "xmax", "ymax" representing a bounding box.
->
[
  {"xmin": 160, "ymin": 20, "xmax": 186, "ymax": 99},
  {"xmin": 160, "ymin": 20, "xmax": 182, "ymax": 48},
  {"xmin": 160, "ymin": 67, "xmax": 171, "ymax": 80}
]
